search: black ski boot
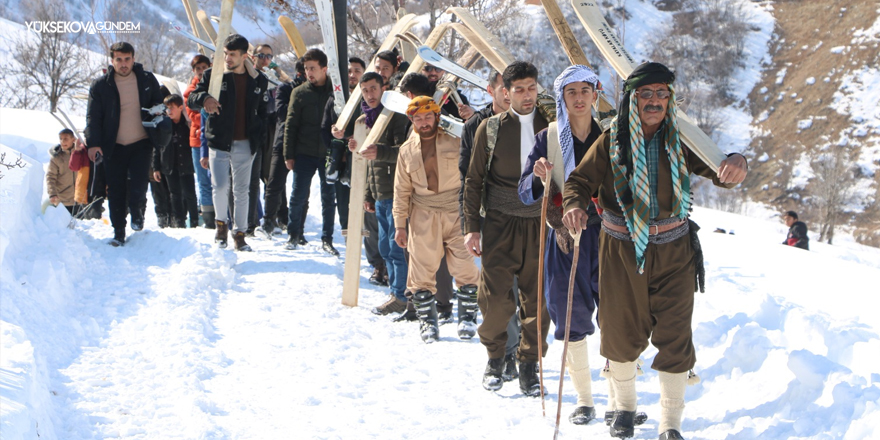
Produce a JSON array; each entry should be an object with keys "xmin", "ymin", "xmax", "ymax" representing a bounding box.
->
[
  {"xmin": 502, "ymin": 352, "xmax": 519, "ymax": 382},
  {"xmin": 569, "ymin": 406, "xmax": 596, "ymax": 425},
  {"xmin": 659, "ymin": 430, "xmax": 684, "ymax": 440},
  {"xmin": 482, "ymin": 357, "xmax": 505, "ymax": 391},
  {"xmin": 456, "ymin": 284, "xmax": 478, "ymax": 339},
  {"xmin": 610, "ymin": 410, "xmax": 636, "ymax": 438},
  {"xmin": 413, "ymin": 290, "xmax": 439, "ymax": 343},
  {"xmin": 605, "ymin": 411, "xmax": 648, "ymax": 426},
  {"xmin": 518, "ymin": 361, "xmax": 545, "ymax": 397}
]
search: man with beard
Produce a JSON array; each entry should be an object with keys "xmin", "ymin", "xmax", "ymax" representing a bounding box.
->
[
  {"xmin": 347, "ymin": 72, "xmax": 411, "ymax": 315},
  {"xmin": 463, "ymin": 61, "xmax": 550, "ymax": 396},
  {"xmin": 562, "ymin": 62, "xmax": 748, "ymax": 440},
  {"xmin": 421, "ymin": 63, "xmax": 474, "ymax": 120},
  {"xmin": 85, "ymin": 41, "xmax": 165, "ymax": 246},
  {"xmin": 188, "ymin": 34, "xmax": 269, "ymax": 251},
  {"xmin": 283, "ymin": 49, "xmax": 338, "ymax": 255},
  {"xmin": 392, "ymin": 96, "xmax": 480, "ymax": 343}
]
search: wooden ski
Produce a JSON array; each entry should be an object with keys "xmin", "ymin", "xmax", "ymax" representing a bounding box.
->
[
  {"xmin": 181, "ymin": 0, "xmax": 208, "ymax": 55},
  {"xmin": 333, "ymin": 13, "xmax": 418, "ymax": 133},
  {"xmin": 196, "ymin": 10, "xmax": 218, "ymax": 43},
  {"xmin": 341, "ymin": 23, "xmax": 451, "ymax": 307},
  {"xmin": 539, "ymin": 0, "xmax": 617, "ymax": 120},
  {"xmin": 570, "ymin": 0, "xmax": 726, "ymax": 171},
  {"xmin": 418, "ymin": 45, "xmax": 489, "ymax": 89},
  {"xmin": 277, "ymin": 16, "xmax": 307, "ymax": 58},
  {"xmin": 207, "ymin": 0, "xmax": 235, "ymax": 100}
]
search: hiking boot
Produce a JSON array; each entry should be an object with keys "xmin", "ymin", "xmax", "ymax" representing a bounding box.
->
[
  {"xmin": 569, "ymin": 406, "xmax": 597, "ymax": 425},
  {"xmin": 392, "ymin": 299, "xmax": 418, "ymax": 322},
  {"xmin": 518, "ymin": 361, "xmax": 545, "ymax": 397},
  {"xmin": 502, "ymin": 352, "xmax": 519, "ymax": 382},
  {"xmin": 456, "ymin": 285, "xmax": 478, "ymax": 339},
  {"xmin": 215, "ymin": 220, "xmax": 229, "ymax": 249},
  {"xmin": 610, "ymin": 410, "xmax": 636, "ymax": 438},
  {"xmin": 413, "ymin": 290, "xmax": 439, "ymax": 343},
  {"xmin": 371, "ymin": 294, "xmax": 407, "ymax": 315},
  {"xmin": 297, "ymin": 235, "xmax": 308, "ymax": 246},
  {"xmin": 233, "ymin": 231, "xmax": 252, "ymax": 252},
  {"xmin": 322, "ymin": 238, "xmax": 339, "ymax": 257},
  {"xmin": 245, "ymin": 226, "xmax": 256, "ymax": 237},
  {"xmin": 659, "ymin": 430, "xmax": 684, "ymax": 440},
  {"xmin": 369, "ymin": 266, "xmax": 389, "ymax": 286},
  {"xmin": 131, "ymin": 218, "xmax": 144, "ymax": 231},
  {"xmin": 482, "ymin": 357, "xmax": 505, "ymax": 391},
  {"xmin": 605, "ymin": 411, "xmax": 648, "ymax": 426},
  {"xmin": 284, "ymin": 236, "xmax": 299, "ymax": 250},
  {"xmin": 110, "ymin": 228, "xmax": 125, "ymax": 247}
]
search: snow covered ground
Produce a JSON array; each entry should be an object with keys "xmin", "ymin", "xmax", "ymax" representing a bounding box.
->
[{"xmin": 3, "ymin": 107, "xmax": 880, "ymax": 439}]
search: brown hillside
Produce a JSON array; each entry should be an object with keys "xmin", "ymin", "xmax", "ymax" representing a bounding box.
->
[{"xmin": 745, "ymin": 0, "xmax": 879, "ymax": 245}]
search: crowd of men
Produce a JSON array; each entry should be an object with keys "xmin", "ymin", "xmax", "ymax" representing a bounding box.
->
[{"xmin": 63, "ymin": 33, "xmax": 753, "ymax": 440}]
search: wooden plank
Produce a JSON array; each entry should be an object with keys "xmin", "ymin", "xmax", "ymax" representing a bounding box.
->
[
  {"xmin": 278, "ymin": 16, "xmax": 308, "ymax": 58},
  {"xmin": 207, "ymin": 0, "xmax": 235, "ymax": 100},
  {"xmin": 196, "ymin": 10, "xmax": 218, "ymax": 42},
  {"xmin": 570, "ymin": 0, "xmax": 726, "ymax": 171},
  {"xmin": 340, "ymin": 23, "xmax": 452, "ymax": 307},
  {"xmin": 333, "ymin": 13, "xmax": 418, "ymax": 132},
  {"xmin": 181, "ymin": 0, "xmax": 207, "ymax": 55}
]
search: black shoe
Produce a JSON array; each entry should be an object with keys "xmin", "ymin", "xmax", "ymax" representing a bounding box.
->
[
  {"xmin": 569, "ymin": 406, "xmax": 596, "ymax": 425},
  {"xmin": 456, "ymin": 285, "xmax": 478, "ymax": 339},
  {"xmin": 518, "ymin": 361, "xmax": 545, "ymax": 397},
  {"xmin": 297, "ymin": 235, "xmax": 308, "ymax": 246},
  {"xmin": 245, "ymin": 227, "xmax": 256, "ymax": 237},
  {"xmin": 322, "ymin": 238, "xmax": 340, "ymax": 257},
  {"xmin": 610, "ymin": 410, "xmax": 636, "ymax": 438},
  {"xmin": 413, "ymin": 290, "xmax": 439, "ymax": 343},
  {"xmin": 392, "ymin": 300, "xmax": 418, "ymax": 322},
  {"xmin": 605, "ymin": 411, "xmax": 648, "ymax": 426},
  {"xmin": 157, "ymin": 215, "xmax": 169, "ymax": 229},
  {"xmin": 438, "ymin": 310, "xmax": 453, "ymax": 324},
  {"xmin": 369, "ymin": 266, "xmax": 388, "ymax": 286},
  {"xmin": 131, "ymin": 218, "xmax": 144, "ymax": 231},
  {"xmin": 284, "ymin": 237, "xmax": 299, "ymax": 250},
  {"xmin": 502, "ymin": 352, "xmax": 519, "ymax": 382},
  {"xmin": 110, "ymin": 228, "xmax": 125, "ymax": 247},
  {"xmin": 482, "ymin": 357, "xmax": 504, "ymax": 391},
  {"xmin": 659, "ymin": 430, "xmax": 684, "ymax": 440}
]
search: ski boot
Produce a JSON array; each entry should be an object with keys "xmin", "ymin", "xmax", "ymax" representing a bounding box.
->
[
  {"xmin": 456, "ymin": 285, "xmax": 478, "ymax": 339},
  {"xmin": 413, "ymin": 290, "xmax": 439, "ymax": 343}
]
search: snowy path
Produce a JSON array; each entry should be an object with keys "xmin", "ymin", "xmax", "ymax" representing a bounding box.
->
[{"xmin": 3, "ymin": 169, "xmax": 879, "ymax": 439}]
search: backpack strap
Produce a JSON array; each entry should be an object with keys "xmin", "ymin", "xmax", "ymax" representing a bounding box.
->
[{"xmin": 479, "ymin": 114, "xmax": 502, "ymax": 217}]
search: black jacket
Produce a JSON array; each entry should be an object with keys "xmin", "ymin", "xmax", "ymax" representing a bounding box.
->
[
  {"xmin": 84, "ymin": 63, "xmax": 164, "ymax": 159},
  {"xmin": 284, "ymin": 80, "xmax": 333, "ymax": 160},
  {"xmin": 273, "ymin": 81, "xmax": 295, "ymax": 153},
  {"xmin": 784, "ymin": 221, "xmax": 810, "ymax": 250},
  {"xmin": 152, "ymin": 118, "xmax": 194, "ymax": 176},
  {"xmin": 459, "ymin": 104, "xmax": 495, "ymax": 232},
  {"xmin": 187, "ymin": 65, "xmax": 269, "ymax": 155},
  {"xmin": 364, "ymin": 112, "xmax": 410, "ymax": 203}
]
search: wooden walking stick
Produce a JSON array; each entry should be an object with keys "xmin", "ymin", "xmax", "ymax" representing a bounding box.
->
[
  {"xmin": 554, "ymin": 227, "xmax": 583, "ymax": 439},
  {"xmin": 536, "ymin": 177, "xmax": 552, "ymax": 416}
]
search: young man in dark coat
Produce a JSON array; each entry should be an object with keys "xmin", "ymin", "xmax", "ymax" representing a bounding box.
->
[
  {"xmin": 782, "ymin": 211, "xmax": 809, "ymax": 250},
  {"xmin": 152, "ymin": 94, "xmax": 198, "ymax": 228},
  {"xmin": 85, "ymin": 42, "xmax": 165, "ymax": 246},
  {"xmin": 188, "ymin": 34, "xmax": 269, "ymax": 251}
]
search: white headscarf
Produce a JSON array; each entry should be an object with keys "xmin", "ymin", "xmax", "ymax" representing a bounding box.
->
[{"xmin": 553, "ymin": 65, "xmax": 599, "ymax": 180}]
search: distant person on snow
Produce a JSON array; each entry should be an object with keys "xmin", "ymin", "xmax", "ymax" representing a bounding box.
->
[
  {"xmin": 46, "ymin": 128, "xmax": 79, "ymax": 214},
  {"xmin": 85, "ymin": 41, "xmax": 166, "ymax": 247},
  {"xmin": 152, "ymin": 94, "xmax": 198, "ymax": 228},
  {"xmin": 782, "ymin": 211, "xmax": 809, "ymax": 250}
]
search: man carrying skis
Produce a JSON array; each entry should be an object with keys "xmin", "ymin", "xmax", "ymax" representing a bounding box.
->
[
  {"xmin": 463, "ymin": 61, "xmax": 550, "ymax": 396},
  {"xmin": 392, "ymin": 96, "xmax": 480, "ymax": 343},
  {"xmin": 188, "ymin": 34, "xmax": 269, "ymax": 252},
  {"xmin": 562, "ymin": 62, "xmax": 748, "ymax": 440},
  {"xmin": 518, "ymin": 65, "xmax": 602, "ymax": 424}
]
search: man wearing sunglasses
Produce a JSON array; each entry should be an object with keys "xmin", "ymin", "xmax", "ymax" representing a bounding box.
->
[
  {"xmin": 561, "ymin": 62, "xmax": 747, "ymax": 440},
  {"xmin": 421, "ymin": 63, "xmax": 474, "ymax": 121}
]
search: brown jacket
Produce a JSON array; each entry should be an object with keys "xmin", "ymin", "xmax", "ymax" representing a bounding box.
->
[
  {"xmin": 462, "ymin": 108, "xmax": 549, "ymax": 234},
  {"xmin": 562, "ymin": 131, "xmax": 741, "ymax": 217},
  {"xmin": 46, "ymin": 144, "xmax": 77, "ymax": 207},
  {"xmin": 393, "ymin": 130, "xmax": 461, "ymax": 229}
]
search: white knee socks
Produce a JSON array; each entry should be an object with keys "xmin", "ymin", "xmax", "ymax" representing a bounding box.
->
[
  {"xmin": 608, "ymin": 360, "xmax": 638, "ymax": 411},
  {"xmin": 565, "ymin": 338, "xmax": 594, "ymax": 407},
  {"xmin": 658, "ymin": 371, "xmax": 687, "ymax": 433}
]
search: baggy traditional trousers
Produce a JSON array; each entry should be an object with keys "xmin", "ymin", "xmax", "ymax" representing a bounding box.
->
[
  {"xmin": 477, "ymin": 210, "xmax": 550, "ymax": 362},
  {"xmin": 406, "ymin": 206, "xmax": 479, "ymax": 294}
]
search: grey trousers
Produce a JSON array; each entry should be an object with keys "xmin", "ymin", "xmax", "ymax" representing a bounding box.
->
[{"xmin": 209, "ymin": 140, "xmax": 254, "ymax": 233}]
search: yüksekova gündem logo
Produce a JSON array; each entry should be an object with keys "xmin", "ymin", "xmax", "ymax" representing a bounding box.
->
[{"xmin": 26, "ymin": 21, "xmax": 141, "ymax": 34}]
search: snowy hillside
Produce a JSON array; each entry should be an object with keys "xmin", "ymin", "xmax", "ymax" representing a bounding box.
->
[{"xmin": 2, "ymin": 107, "xmax": 879, "ymax": 439}]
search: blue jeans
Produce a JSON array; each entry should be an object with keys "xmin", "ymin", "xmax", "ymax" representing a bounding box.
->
[
  {"xmin": 287, "ymin": 154, "xmax": 335, "ymax": 241},
  {"xmin": 375, "ymin": 199, "xmax": 407, "ymax": 301},
  {"xmin": 192, "ymin": 147, "xmax": 212, "ymax": 207}
]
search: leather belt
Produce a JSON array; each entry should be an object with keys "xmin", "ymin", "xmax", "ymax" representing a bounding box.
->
[{"xmin": 602, "ymin": 219, "xmax": 686, "ymax": 236}]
